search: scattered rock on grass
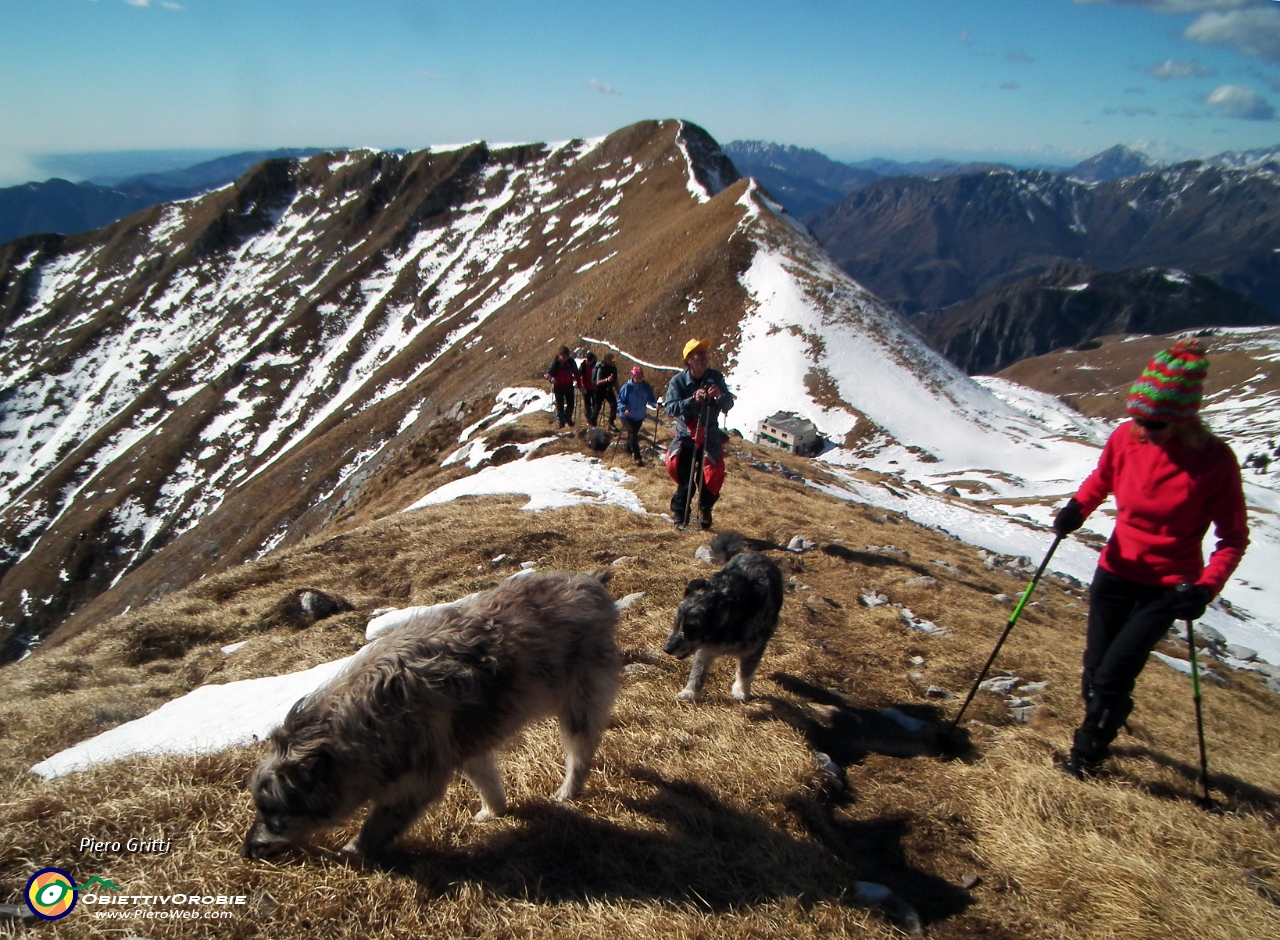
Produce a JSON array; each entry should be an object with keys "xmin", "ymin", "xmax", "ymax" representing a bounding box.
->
[
  {"xmin": 860, "ymin": 591, "xmax": 890, "ymax": 608},
  {"xmin": 615, "ymin": 592, "xmax": 646, "ymax": 611},
  {"xmin": 853, "ymin": 882, "xmax": 923, "ymax": 936},
  {"xmin": 898, "ymin": 606, "xmax": 946, "ymax": 635},
  {"xmin": 903, "ymin": 576, "xmax": 939, "ymax": 588},
  {"xmin": 979, "ymin": 676, "xmax": 1021, "ymax": 695},
  {"xmin": 814, "ymin": 751, "xmax": 845, "ymax": 790},
  {"xmin": 881, "ymin": 708, "xmax": 929, "ymax": 734},
  {"xmin": 788, "ymin": 536, "xmax": 817, "ymax": 553},
  {"xmin": 1008, "ymin": 703, "xmax": 1037, "ymax": 724},
  {"xmin": 0, "ymin": 904, "xmax": 35, "ymax": 923},
  {"xmin": 694, "ymin": 545, "xmax": 713, "ymax": 563}
]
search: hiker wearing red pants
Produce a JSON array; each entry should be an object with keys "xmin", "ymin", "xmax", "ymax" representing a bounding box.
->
[
  {"xmin": 665, "ymin": 338, "xmax": 734, "ymax": 529},
  {"xmin": 1053, "ymin": 338, "xmax": 1249, "ymax": 779}
]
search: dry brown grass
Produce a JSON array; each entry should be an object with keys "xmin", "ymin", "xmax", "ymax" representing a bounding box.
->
[{"xmin": 1, "ymin": 421, "xmax": 1278, "ymax": 938}]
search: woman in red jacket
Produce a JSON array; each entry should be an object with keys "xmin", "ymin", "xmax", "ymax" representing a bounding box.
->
[{"xmin": 1053, "ymin": 338, "xmax": 1249, "ymax": 779}]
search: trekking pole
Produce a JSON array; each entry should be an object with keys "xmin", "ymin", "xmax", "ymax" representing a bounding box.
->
[
  {"xmin": 679, "ymin": 398, "xmax": 711, "ymax": 530},
  {"xmin": 946, "ymin": 534, "xmax": 1064, "ymax": 740},
  {"xmin": 1180, "ymin": 593, "xmax": 1214, "ymax": 807}
]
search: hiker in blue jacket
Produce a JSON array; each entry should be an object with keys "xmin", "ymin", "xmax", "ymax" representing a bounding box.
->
[{"xmin": 617, "ymin": 366, "xmax": 657, "ymax": 465}]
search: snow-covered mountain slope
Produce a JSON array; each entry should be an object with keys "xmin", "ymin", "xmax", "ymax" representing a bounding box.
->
[
  {"xmin": 3, "ymin": 118, "xmax": 1276, "ymax": 667},
  {"xmin": 0, "ymin": 119, "xmax": 748, "ymax": 655},
  {"xmin": 722, "ymin": 182, "xmax": 1104, "ymax": 498}
]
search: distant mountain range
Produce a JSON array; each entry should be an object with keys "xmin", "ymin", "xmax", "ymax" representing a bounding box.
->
[
  {"xmin": 0, "ymin": 149, "xmax": 322, "ymax": 243},
  {"xmin": 914, "ymin": 261, "xmax": 1272, "ymax": 375},
  {"xmin": 806, "ymin": 161, "xmax": 1280, "ymax": 319}
]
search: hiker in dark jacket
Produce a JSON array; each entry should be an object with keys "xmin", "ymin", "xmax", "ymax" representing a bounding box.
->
[
  {"xmin": 579, "ymin": 351, "xmax": 600, "ymax": 426},
  {"xmin": 1053, "ymin": 338, "xmax": 1248, "ymax": 780},
  {"xmin": 665, "ymin": 338, "xmax": 734, "ymax": 529},
  {"xmin": 545, "ymin": 345, "xmax": 578, "ymax": 429},
  {"xmin": 594, "ymin": 353, "xmax": 619, "ymax": 428},
  {"xmin": 617, "ymin": 366, "xmax": 658, "ymax": 465}
]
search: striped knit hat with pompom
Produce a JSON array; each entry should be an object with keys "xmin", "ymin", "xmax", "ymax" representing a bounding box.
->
[{"xmin": 1126, "ymin": 338, "xmax": 1209, "ymax": 424}]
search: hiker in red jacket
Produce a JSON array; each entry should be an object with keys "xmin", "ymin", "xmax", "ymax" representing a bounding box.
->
[
  {"xmin": 545, "ymin": 345, "xmax": 578, "ymax": 429},
  {"xmin": 1053, "ymin": 338, "xmax": 1249, "ymax": 779}
]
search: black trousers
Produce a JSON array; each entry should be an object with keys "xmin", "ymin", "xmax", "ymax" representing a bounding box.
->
[
  {"xmin": 582, "ymin": 387, "xmax": 599, "ymax": 426},
  {"xmin": 669, "ymin": 437, "xmax": 717, "ymax": 521},
  {"xmin": 553, "ymin": 387, "xmax": 575, "ymax": 427},
  {"xmin": 597, "ymin": 387, "xmax": 617, "ymax": 424},
  {"xmin": 1072, "ymin": 567, "xmax": 1177, "ymax": 763},
  {"xmin": 622, "ymin": 417, "xmax": 644, "ymax": 458}
]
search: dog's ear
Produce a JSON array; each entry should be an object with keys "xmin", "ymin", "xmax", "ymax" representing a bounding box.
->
[{"xmin": 684, "ymin": 579, "xmax": 711, "ymax": 597}]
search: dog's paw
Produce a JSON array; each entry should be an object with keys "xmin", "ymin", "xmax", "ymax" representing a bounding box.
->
[
  {"xmin": 553, "ymin": 784, "xmax": 581, "ymax": 803},
  {"xmin": 676, "ymin": 688, "xmax": 701, "ymax": 703},
  {"xmin": 473, "ymin": 805, "xmax": 506, "ymax": 823},
  {"xmin": 339, "ymin": 841, "xmax": 378, "ymax": 870},
  {"xmin": 731, "ymin": 686, "xmax": 752, "ymax": 703}
]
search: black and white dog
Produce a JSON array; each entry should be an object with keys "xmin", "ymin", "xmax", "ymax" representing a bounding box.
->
[{"xmin": 664, "ymin": 531, "xmax": 784, "ymax": 703}]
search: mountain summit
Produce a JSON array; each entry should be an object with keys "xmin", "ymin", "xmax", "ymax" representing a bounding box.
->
[{"xmin": 1067, "ymin": 145, "xmax": 1157, "ymax": 183}]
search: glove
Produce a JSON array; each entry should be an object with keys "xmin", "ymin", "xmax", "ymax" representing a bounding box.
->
[
  {"xmin": 1053, "ymin": 498, "xmax": 1085, "ymax": 536},
  {"xmin": 1170, "ymin": 583, "xmax": 1212, "ymax": 621}
]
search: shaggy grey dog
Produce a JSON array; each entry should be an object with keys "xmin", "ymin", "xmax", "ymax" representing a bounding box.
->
[
  {"xmin": 664, "ymin": 531, "xmax": 784, "ymax": 703},
  {"xmin": 242, "ymin": 570, "xmax": 620, "ymax": 861}
]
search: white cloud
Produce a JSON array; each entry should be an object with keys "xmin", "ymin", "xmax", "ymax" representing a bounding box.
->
[
  {"xmin": 160, "ymin": 1, "xmax": 183, "ymax": 9},
  {"xmin": 1075, "ymin": 1, "xmax": 1256, "ymax": 12},
  {"xmin": 588, "ymin": 79, "xmax": 620, "ymax": 95},
  {"xmin": 1205, "ymin": 83, "xmax": 1276, "ymax": 118},
  {"xmin": 1148, "ymin": 58, "xmax": 1218, "ymax": 79},
  {"xmin": 1185, "ymin": 8, "xmax": 1280, "ymax": 62},
  {"xmin": 125, "ymin": 0, "xmax": 151, "ymax": 7}
]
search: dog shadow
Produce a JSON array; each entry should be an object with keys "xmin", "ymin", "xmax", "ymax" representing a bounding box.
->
[
  {"xmin": 382, "ymin": 768, "xmax": 971, "ymax": 927},
  {"xmin": 763, "ymin": 673, "xmax": 976, "ymax": 766},
  {"xmin": 1108, "ymin": 743, "xmax": 1280, "ymax": 815},
  {"xmin": 819, "ymin": 544, "xmax": 998, "ymax": 596}
]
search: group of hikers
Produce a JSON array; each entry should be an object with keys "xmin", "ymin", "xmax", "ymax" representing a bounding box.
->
[
  {"xmin": 546, "ymin": 334, "xmax": 1251, "ymax": 784},
  {"xmin": 546, "ymin": 338, "xmax": 734, "ymax": 529}
]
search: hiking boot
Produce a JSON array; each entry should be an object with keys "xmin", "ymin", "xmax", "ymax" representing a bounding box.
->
[
  {"xmin": 1062, "ymin": 755, "xmax": 1101, "ymax": 781},
  {"xmin": 699, "ymin": 507, "xmax": 713, "ymax": 530}
]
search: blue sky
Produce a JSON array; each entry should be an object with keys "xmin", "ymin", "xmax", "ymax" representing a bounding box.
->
[{"xmin": 5, "ymin": 0, "xmax": 1280, "ymax": 185}]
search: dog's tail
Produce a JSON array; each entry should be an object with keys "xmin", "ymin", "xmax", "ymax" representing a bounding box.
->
[
  {"xmin": 587, "ymin": 566, "xmax": 615, "ymax": 586},
  {"xmin": 710, "ymin": 530, "xmax": 745, "ymax": 564}
]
